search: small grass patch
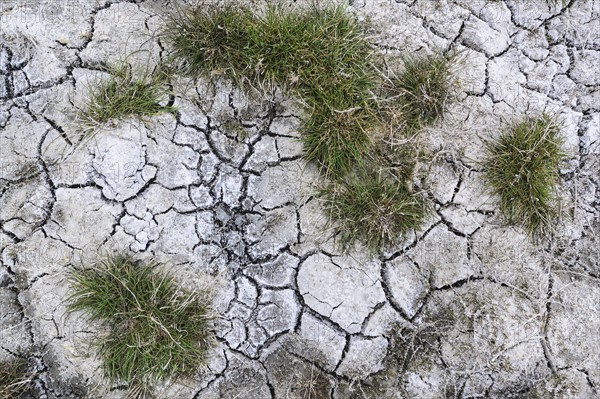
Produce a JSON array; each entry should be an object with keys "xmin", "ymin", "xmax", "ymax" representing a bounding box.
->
[
  {"xmin": 482, "ymin": 114, "xmax": 564, "ymax": 236},
  {"xmin": 164, "ymin": 4, "xmax": 377, "ymax": 177},
  {"xmin": 319, "ymin": 165, "xmax": 429, "ymax": 252},
  {"xmin": 77, "ymin": 64, "xmax": 176, "ymax": 133},
  {"xmin": 66, "ymin": 255, "xmax": 214, "ymax": 391},
  {"xmin": 382, "ymin": 53, "xmax": 454, "ymax": 133},
  {"xmin": 0, "ymin": 358, "xmax": 33, "ymax": 398}
]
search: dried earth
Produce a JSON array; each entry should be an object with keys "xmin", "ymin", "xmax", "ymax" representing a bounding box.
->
[{"xmin": 0, "ymin": 0, "xmax": 599, "ymax": 398}]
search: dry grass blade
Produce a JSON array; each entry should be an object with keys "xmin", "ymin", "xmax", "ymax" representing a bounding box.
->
[{"xmin": 0, "ymin": 358, "xmax": 34, "ymax": 399}]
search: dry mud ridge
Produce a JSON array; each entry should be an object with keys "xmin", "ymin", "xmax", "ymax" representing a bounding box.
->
[{"xmin": 0, "ymin": 0, "xmax": 599, "ymax": 398}]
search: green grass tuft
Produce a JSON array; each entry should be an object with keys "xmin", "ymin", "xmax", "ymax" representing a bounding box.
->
[
  {"xmin": 482, "ymin": 114, "xmax": 564, "ymax": 236},
  {"xmin": 77, "ymin": 64, "xmax": 176, "ymax": 133},
  {"xmin": 66, "ymin": 255, "xmax": 214, "ymax": 390},
  {"xmin": 319, "ymin": 166, "xmax": 429, "ymax": 252},
  {"xmin": 164, "ymin": 4, "xmax": 377, "ymax": 177},
  {"xmin": 303, "ymin": 106, "xmax": 374, "ymax": 178},
  {"xmin": 383, "ymin": 53, "xmax": 453, "ymax": 132},
  {"xmin": 0, "ymin": 358, "xmax": 33, "ymax": 398}
]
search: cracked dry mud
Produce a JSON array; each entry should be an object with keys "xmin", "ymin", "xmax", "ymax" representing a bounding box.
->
[{"xmin": 0, "ymin": 0, "xmax": 599, "ymax": 398}]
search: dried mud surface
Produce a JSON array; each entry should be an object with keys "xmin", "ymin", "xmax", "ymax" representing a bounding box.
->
[{"xmin": 0, "ymin": 0, "xmax": 599, "ymax": 398}]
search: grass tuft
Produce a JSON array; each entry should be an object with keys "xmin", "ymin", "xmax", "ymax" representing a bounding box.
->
[
  {"xmin": 303, "ymin": 106, "xmax": 373, "ymax": 178},
  {"xmin": 383, "ymin": 53, "xmax": 454, "ymax": 132},
  {"xmin": 319, "ymin": 166, "xmax": 429, "ymax": 252},
  {"xmin": 482, "ymin": 114, "xmax": 564, "ymax": 236},
  {"xmin": 164, "ymin": 4, "xmax": 377, "ymax": 177},
  {"xmin": 77, "ymin": 64, "xmax": 176, "ymax": 133},
  {"xmin": 0, "ymin": 358, "xmax": 33, "ymax": 398},
  {"xmin": 66, "ymin": 255, "xmax": 214, "ymax": 390}
]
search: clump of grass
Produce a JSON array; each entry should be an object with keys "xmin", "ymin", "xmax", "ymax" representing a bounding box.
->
[
  {"xmin": 77, "ymin": 64, "xmax": 176, "ymax": 132},
  {"xmin": 164, "ymin": 4, "xmax": 254, "ymax": 82},
  {"xmin": 164, "ymin": 3, "xmax": 459, "ymax": 179},
  {"xmin": 482, "ymin": 114, "xmax": 564, "ymax": 236},
  {"xmin": 383, "ymin": 53, "xmax": 454, "ymax": 132},
  {"xmin": 164, "ymin": 4, "xmax": 377, "ymax": 176},
  {"xmin": 319, "ymin": 166, "xmax": 429, "ymax": 252},
  {"xmin": 303, "ymin": 105, "xmax": 374, "ymax": 179},
  {"xmin": 164, "ymin": 4, "xmax": 376, "ymax": 95},
  {"xmin": 66, "ymin": 255, "xmax": 214, "ymax": 391},
  {"xmin": 0, "ymin": 358, "xmax": 33, "ymax": 398}
]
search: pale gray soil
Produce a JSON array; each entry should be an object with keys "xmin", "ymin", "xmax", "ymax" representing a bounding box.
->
[{"xmin": 0, "ymin": 0, "xmax": 599, "ymax": 398}]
